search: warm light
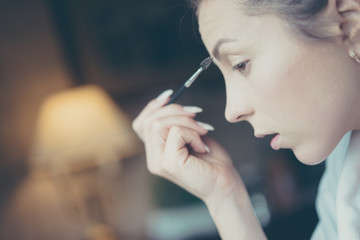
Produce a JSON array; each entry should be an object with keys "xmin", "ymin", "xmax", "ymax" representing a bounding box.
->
[{"xmin": 31, "ymin": 84, "xmax": 141, "ymax": 174}]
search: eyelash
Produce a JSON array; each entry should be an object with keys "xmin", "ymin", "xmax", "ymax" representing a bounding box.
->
[{"xmin": 232, "ymin": 60, "xmax": 250, "ymax": 73}]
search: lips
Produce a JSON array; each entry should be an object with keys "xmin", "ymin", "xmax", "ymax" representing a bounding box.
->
[
  {"xmin": 255, "ymin": 132, "xmax": 281, "ymax": 150},
  {"xmin": 254, "ymin": 132, "xmax": 277, "ymax": 139},
  {"xmin": 254, "ymin": 133, "xmax": 267, "ymax": 138},
  {"xmin": 270, "ymin": 134, "xmax": 280, "ymax": 150}
]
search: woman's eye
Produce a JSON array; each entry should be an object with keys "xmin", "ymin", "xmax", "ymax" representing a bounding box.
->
[{"xmin": 232, "ymin": 60, "xmax": 250, "ymax": 73}]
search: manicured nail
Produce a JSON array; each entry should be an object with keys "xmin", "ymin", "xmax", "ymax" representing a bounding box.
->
[
  {"xmin": 183, "ymin": 106, "xmax": 203, "ymax": 114},
  {"xmin": 156, "ymin": 89, "xmax": 173, "ymax": 102},
  {"xmin": 197, "ymin": 121, "xmax": 215, "ymax": 131},
  {"xmin": 349, "ymin": 50, "xmax": 356, "ymax": 58},
  {"xmin": 204, "ymin": 143, "xmax": 210, "ymax": 153}
]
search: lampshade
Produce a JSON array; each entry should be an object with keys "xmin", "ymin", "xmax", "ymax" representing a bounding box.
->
[{"xmin": 30, "ymin": 84, "xmax": 141, "ymax": 174}]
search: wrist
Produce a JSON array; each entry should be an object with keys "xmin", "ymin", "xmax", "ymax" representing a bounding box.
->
[
  {"xmin": 204, "ymin": 170, "xmax": 267, "ymax": 240},
  {"xmin": 204, "ymin": 166, "xmax": 247, "ymax": 209},
  {"xmin": 205, "ymin": 173, "xmax": 249, "ymax": 221}
]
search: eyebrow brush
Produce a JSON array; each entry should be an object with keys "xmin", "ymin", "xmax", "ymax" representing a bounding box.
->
[{"xmin": 166, "ymin": 57, "xmax": 213, "ymax": 105}]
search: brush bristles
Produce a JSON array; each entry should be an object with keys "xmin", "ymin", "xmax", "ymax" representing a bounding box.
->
[{"xmin": 200, "ymin": 57, "xmax": 213, "ymax": 70}]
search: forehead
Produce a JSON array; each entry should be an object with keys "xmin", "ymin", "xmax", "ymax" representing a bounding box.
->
[
  {"xmin": 197, "ymin": 0, "xmax": 291, "ymax": 56},
  {"xmin": 198, "ymin": 0, "xmax": 245, "ymax": 24},
  {"xmin": 198, "ymin": 0, "xmax": 262, "ymax": 48}
]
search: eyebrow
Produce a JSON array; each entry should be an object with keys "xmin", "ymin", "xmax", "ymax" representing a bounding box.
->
[{"xmin": 212, "ymin": 38, "xmax": 237, "ymax": 60}]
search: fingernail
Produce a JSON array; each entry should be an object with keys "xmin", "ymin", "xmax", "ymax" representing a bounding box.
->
[
  {"xmin": 349, "ymin": 50, "xmax": 356, "ymax": 58},
  {"xmin": 183, "ymin": 106, "xmax": 203, "ymax": 114},
  {"xmin": 197, "ymin": 121, "xmax": 215, "ymax": 131},
  {"xmin": 156, "ymin": 89, "xmax": 173, "ymax": 102},
  {"xmin": 204, "ymin": 143, "xmax": 210, "ymax": 153}
]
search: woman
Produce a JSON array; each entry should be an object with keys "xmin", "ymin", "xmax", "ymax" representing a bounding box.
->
[{"xmin": 132, "ymin": 0, "xmax": 360, "ymax": 239}]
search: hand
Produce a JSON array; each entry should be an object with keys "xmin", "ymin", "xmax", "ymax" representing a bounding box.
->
[{"xmin": 132, "ymin": 89, "xmax": 245, "ymax": 204}]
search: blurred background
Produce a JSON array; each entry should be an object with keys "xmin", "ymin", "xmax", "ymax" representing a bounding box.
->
[{"xmin": 0, "ymin": 0, "xmax": 325, "ymax": 239}]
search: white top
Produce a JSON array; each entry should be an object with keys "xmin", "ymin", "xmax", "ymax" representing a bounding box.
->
[{"xmin": 311, "ymin": 130, "xmax": 360, "ymax": 239}]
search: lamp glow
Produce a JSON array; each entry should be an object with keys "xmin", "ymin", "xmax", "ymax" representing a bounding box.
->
[{"xmin": 30, "ymin": 85, "xmax": 141, "ymax": 174}]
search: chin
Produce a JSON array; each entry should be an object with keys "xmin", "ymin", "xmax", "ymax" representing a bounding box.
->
[
  {"xmin": 290, "ymin": 134, "xmax": 344, "ymax": 165},
  {"xmin": 292, "ymin": 147, "xmax": 329, "ymax": 166},
  {"xmin": 290, "ymin": 130, "xmax": 349, "ymax": 165}
]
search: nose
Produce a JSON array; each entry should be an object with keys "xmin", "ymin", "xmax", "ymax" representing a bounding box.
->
[{"xmin": 224, "ymin": 83, "xmax": 254, "ymax": 123}]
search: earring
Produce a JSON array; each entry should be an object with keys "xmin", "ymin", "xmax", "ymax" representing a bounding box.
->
[{"xmin": 349, "ymin": 50, "xmax": 360, "ymax": 63}]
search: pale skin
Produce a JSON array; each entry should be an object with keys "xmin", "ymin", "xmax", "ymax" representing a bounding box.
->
[{"xmin": 132, "ymin": 0, "xmax": 360, "ymax": 238}]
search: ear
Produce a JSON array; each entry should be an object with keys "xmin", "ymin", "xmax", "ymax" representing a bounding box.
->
[{"xmin": 336, "ymin": 0, "xmax": 360, "ymax": 60}]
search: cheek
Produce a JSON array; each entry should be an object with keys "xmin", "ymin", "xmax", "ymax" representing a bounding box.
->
[
  {"xmin": 251, "ymin": 52, "xmax": 312, "ymax": 123},
  {"xmin": 252, "ymin": 47, "xmax": 349, "ymax": 165}
]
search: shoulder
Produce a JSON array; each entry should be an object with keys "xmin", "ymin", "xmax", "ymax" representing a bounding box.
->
[
  {"xmin": 311, "ymin": 131, "xmax": 353, "ymax": 240},
  {"xmin": 325, "ymin": 131, "xmax": 352, "ymax": 176},
  {"xmin": 336, "ymin": 130, "xmax": 360, "ymax": 239}
]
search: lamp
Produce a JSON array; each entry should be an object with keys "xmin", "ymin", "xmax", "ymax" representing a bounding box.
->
[
  {"xmin": 30, "ymin": 84, "xmax": 141, "ymax": 175},
  {"xmin": 28, "ymin": 84, "xmax": 145, "ymax": 239}
]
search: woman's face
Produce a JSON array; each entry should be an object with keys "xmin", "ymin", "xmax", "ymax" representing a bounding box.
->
[{"xmin": 198, "ymin": 0, "xmax": 358, "ymax": 164}]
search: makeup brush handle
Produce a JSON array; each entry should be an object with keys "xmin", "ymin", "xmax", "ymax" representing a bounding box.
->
[{"xmin": 166, "ymin": 85, "xmax": 186, "ymax": 105}]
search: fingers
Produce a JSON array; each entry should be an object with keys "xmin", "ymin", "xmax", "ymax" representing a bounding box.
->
[
  {"xmin": 145, "ymin": 125, "xmax": 208, "ymax": 176},
  {"xmin": 132, "ymin": 89, "xmax": 173, "ymax": 137},
  {"xmin": 144, "ymin": 116, "xmax": 212, "ymax": 142},
  {"xmin": 157, "ymin": 126, "xmax": 207, "ymax": 185},
  {"xmin": 143, "ymin": 116, "xmax": 213, "ymax": 169},
  {"xmin": 133, "ymin": 94, "xmax": 207, "ymax": 140},
  {"xmin": 165, "ymin": 126, "xmax": 209, "ymax": 162},
  {"xmin": 146, "ymin": 104, "xmax": 201, "ymax": 123},
  {"xmin": 134, "ymin": 105, "xmax": 204, "ymax": 140},
  {"xmin": 200, "ymin": 137, "xmax": 233, "ymax": 166},
  {"xmin": 141, "ymin": 89, "xmax": 174, "ymax": 118},
  {"xmin": 161, "ymin": 126, "xmax": 217, "ymax": 198}
]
